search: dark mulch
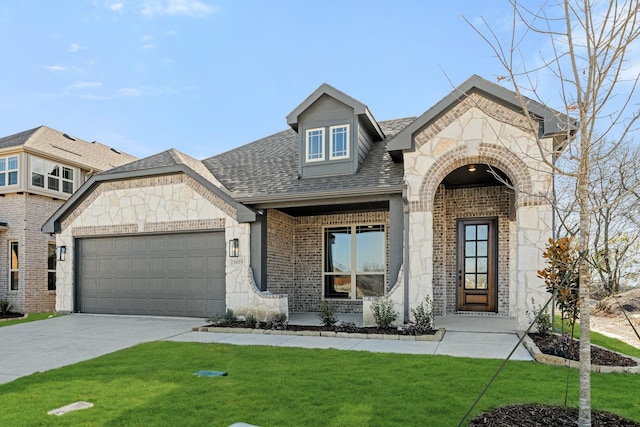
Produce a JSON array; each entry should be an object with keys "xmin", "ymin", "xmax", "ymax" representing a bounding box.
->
[
  {"xmin": 0, "ymin": 311, "xmax": 24, "ymax": 320},
  {"xmin": 469, "ymin": 404, "xmax": 640, "ymax": 426},
  {"xmin": 529, "ymin": 333, "xmax": 637, "ymax": 367},
  {"xmin": 205, "ymin": 320, "xmax": 438, "ymax": 336}
]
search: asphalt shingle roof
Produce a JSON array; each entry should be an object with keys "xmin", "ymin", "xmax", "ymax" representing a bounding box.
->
[
  {"xmin": 0, "ymin": 125, "xmax": 136, "ymax": 171},
  {"xmin": 202, "ymin": 117, "xmax": 416, "ymax": 201}
]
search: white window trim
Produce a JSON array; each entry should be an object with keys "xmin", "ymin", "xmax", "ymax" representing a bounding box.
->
[
  {"xmin": 329, "ymin": 124, "xmax": 350, "ymax": 160},
  {"xmin": 0, "ymin": 155, "xmax": 19, "ymax": 187},
  {"xmin": 322, "ymin": 223, "xmax": 386, "ymax": 301},
  {"xmin": 29, "ymin": 156, "xmax": 76, "ymax": 195},
  {"xmin": 305, "ymin": 128, "xmax": 325, "ymax": 163}
]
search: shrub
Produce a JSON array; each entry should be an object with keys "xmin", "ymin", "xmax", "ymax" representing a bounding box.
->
[
  {"xmin": 335, "ymin": 321, "xmax": 359, "ymax": 333},
  {"xmin": 267, "ymin": 312, "xmax": 288, "ymax": 330},
  {"xmin": 0, "ymin": 299, "xmax": 10, "ymax": 314},
  {"xmin": 371, "ymin": 297, "xmax": 398, "ymax": 329},
  {"xmin": 223, "ymin": 308, "xmax": 237, "ymax": 323},
  {"xmin": 527, "ymin": 297, "xmax": 552, "ymax": 336},
  {"xmin": 244, "ymin": 313, "xmax": 257, "ymax": 328},
  {"xmin": 206, "ymin": 308, "xmax": 237, "ymax": 325},
  {"xmin": 317, "ymin": 301, "xmax": 337, "ymax": 327},
  {"xmin": 410, "ymin": 296, "xmax": 434, "ymax": 333}
]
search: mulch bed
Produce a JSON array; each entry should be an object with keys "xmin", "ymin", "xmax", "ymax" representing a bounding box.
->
[
  {"xmin": 529, "ymin": 333, "xmax": 637, "ymax": 367},
  {"xmin": 469, "ymin": 404, "xmax": 640, "ymax": 426},
  {"xmin": 205, "ymin": 320, "xmax": 438, "ymax": 336},
  {"xmin": 0, "ymin": 311, "xmax": 24, "ymax": 320}
]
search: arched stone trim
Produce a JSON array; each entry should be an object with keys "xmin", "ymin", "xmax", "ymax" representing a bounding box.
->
[{"xmin": 416, "ymin": 143, "xmax": 534, "ymax": 212}]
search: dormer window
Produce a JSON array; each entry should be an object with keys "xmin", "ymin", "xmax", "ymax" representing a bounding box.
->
[
  {"xmin": 330, "ymin": 125, "xmax": 349, "ymax": 159},
  {"xmin": 306, "ymin": 128, "xmax": 325, "ymax": 162},
  {"xmin": 31, "ymin": 157, "xmax": 75, "ymax": 195}
]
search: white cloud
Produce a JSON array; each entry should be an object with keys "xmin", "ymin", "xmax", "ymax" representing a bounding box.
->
[
  {"xmin": 72, "ymin": 81, "xmax": 103, "ymax": 89},
  {"xmin": 41, "ymin": 65, "xmax": 66, "ymax": 72},
  {"xmin": 141, "ymin": 0, "xmax": 216, "ymax": 17},
  {"xmin": 69, "ymin": 43, "xmax": 81, "ymax": 53},
  {"xmin": 118, "ymin": 87, "xmax": 143, "ymax": 97},
  {"xmin": 107, "ymin": 2, "xmax": 124, "ymax": 13}
]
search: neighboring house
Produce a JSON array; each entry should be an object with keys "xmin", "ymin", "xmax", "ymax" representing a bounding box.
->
[
  {"xmin": 0, "ymin": 126, "xmax": 136, "ymax": 313},
  {"xmin": 43, "ymin": 75, "xmax": 570, "ymax": 329}
]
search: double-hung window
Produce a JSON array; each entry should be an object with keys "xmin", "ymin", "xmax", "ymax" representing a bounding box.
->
[
  {"xmin": 323, "ymin": 225, "xmax": 385, "ymax": 299},
  {"xmin": 305, "ymin": 128, "xmax": 325, "ymax": 162},
  {"xmin": 10, "ymin": 241, "xmax": 19, "ymax": 291},
  {"xmin": 0, "ymin": 156, "xmax": 19, "ymax": 187},
  {"xmin": 47, "ymin": 242, "xmax": 56, "ymax": 291},
  {"xmin": 329, "ymin": 125, "xmax": 349, "ymax": 159}
]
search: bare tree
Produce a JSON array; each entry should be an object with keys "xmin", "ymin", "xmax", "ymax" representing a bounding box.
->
[{"xmin": 466, "ymin": 1, "xmax": 640, "ymax": 425}]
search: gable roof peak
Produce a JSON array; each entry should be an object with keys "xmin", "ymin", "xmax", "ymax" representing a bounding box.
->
[{"xmin": 285, "ymin": 83, "xmax": 384, "ymax": 141}]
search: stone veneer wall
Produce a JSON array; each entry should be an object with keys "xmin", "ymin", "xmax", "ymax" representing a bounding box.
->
[
  {"xmin": 432, "ymin": 185, "xmax": 512, "ymax": 316},
  {"xmin": 266, "ymin": 209, "xmax": 390, "ymax": 313},
  {"xmin": 0, "ymin": 194, "xmax": 61, "ymax": 313}
]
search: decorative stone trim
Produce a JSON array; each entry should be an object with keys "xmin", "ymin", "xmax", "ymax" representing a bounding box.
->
[
  {"xmin": 520, "ymin": 332, "xmax": 640, "ymax": 374},
  {"xmin": 144, "ymin": 219, "xmax": 225, "ymax": 233},
  {"xmin": 72, "ymin": 224, "xmax": 138, "ymax": 237},
  {"xmin": 414, "ymin": 92, "xmax": 535, "ymax": 149},
  {"xmin": 193, "ymin": 326, "xmax": 446, "ymax": 342}
]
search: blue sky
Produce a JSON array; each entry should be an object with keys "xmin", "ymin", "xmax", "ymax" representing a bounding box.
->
[{"xmin": 0, "ymin": 1, "xmax": 562, "ymax": 160}]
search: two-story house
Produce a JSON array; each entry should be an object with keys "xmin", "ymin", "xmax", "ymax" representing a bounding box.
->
[{"xmin": 0, "ymin": 126, "xmax": 136, "ymax": 313}]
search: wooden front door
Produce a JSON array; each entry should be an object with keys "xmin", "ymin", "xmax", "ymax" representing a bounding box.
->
[{"xmin": 457, "ymin": 218, "xmax": 497, "ymax": 312}]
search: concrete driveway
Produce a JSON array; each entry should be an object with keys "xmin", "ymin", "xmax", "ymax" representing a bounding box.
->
[{"xmin": 0, "ymin": 314, "xmax": 202, "ymax": 385}]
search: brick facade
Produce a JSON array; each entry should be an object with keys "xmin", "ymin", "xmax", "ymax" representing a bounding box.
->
[
  {"xmin": 0, "ymin": 193, "xmax": 62, "ymax": 312},
  {"xmin": 267, "ymin": 209, "xmax": 390, "ymax": 313},
  {"xmin": 432, "ymin": 185, "xmax": 512, "ymax": 316}
]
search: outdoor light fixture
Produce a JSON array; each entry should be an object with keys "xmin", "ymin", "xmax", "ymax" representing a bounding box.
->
[
  {"xmin": 56, "ymin": 246, "xmax": 66, "ymax": 262},
  {"xmin": 228, "ymin": 238, "xmax": 239, "ymax": 257},
  {"xmin": 468, "ymin": 164, "xmax": 477, "ymax": 172}
]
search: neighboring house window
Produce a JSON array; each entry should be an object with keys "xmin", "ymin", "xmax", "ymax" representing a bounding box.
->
[
  {"xmin": 0, "ymin": 155, "xmax": 19, "ymax": 187},
  {"xmin": 323, "ymin": 225, "xmax": 385, "ymax": 299},
  {"xmin": 306, "ymin": 128, "xmax": 325, "ymax": 162},
  {"xmin": 9, "ymin": 241, "xmax": 19, "ymax": 291},
  {"xmin": 32, "ymin": 158, "xmax": 75, "ymax": 195},
  {"xmin": 48, "ymin": 242, "xmax": 56, "ymax": 291},
  {"xmin": 329, "ymin": 125, "xmax": 349, "ymax": 159}
]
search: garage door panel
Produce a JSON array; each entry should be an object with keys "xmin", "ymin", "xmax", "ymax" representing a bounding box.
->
[{"xmin": 77, "ymin": 232, "xmax": 225, "ymax": 317}]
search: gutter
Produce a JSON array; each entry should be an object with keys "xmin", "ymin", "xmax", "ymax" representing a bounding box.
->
[{"xmin": 234, "ymin": 185, "xmax": 405, "ymax": 205}]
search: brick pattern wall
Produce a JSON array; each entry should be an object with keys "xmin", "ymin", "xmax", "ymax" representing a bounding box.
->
[
  {"xmin": 432, "ymin": 185, "xmax": 512, "ymax": 316},
  {"xmin": 266, "ymin": 210, "xmax": 390, "ymax": 313},
  {"xmin": 0, "ymin": 193, "xmax": 62, "ymax": 312}
]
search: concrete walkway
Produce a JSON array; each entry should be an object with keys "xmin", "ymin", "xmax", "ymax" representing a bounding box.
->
[{"xmin": 0, "ymin": 313, "xmax": 532, "ymax": 385}]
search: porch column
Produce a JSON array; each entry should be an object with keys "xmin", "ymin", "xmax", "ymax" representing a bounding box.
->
[{"xmin": 407, "ymin": 210, "xmax": 434, "ymax": 315}]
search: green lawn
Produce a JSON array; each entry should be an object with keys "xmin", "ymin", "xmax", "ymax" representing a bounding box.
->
[
  {"xmin": 0, "ymin": 312, "xmax": 57, "ymax": 328},
  {"xmin": 554, "ymin": 316, "xmax": 640, "ymax": 358},
  {"xmin": 1, "ymin": 342, "xmax": 639, "ymax": 426}
]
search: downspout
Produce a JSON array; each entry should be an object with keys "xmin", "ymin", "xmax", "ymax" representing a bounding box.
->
[{"xmin": 403, "ymin": 187, "xmax": 410, "ymax": 323}]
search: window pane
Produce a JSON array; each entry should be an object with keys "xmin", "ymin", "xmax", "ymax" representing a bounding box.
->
[
  {"xmin": 307, "ymin": 129, "xmax": 324, "ymax": 160},
  {"xmin": 48, "ymin": 271, "xmax": 56, "ymax": 291},
  {"xmin": 8, "ymin": 156, "xmax": 18, "ymax": 170},
  {"xmin": 331, "ymin": 126, "xmax": 348, "ymax": 158},
  {"xmin": 476, "ymin": 274, "xmax": 488, "ymax": 289},
  {"xmin": 48, "ymin": 164, "xmax": 59, "ymax": 177},
  {"xmin": 10, "ymin": 242, "xmax": 19, "ymax": 269},
  {"xmin": 8, "ymin": 171, "xmax": 17, "ymax": 185},
  {"xmin": 63, "ymin": 167, "xmax": 73, "ymax": 180},
  {"xmin": 324, "ymin": 227, "xmax": 351, "ymax": 272},
  {"xmin": 48, "ymin": 243, "xmax": 56, "ymax": 270},
  {"xmin": 477, "ymin": 257, "xmax": 488, "ymax": 273},
  {"xmin": 62, "ymin": 181, "xmax": 74, "ymax": 194},
  {"xmin": 477, "ymin": 225, "xmax": 488, "ymax": 240},
  {"xmin": 0, "ymin": 173, "xmax": 5, "ymax": 186},
  {"xmin": 465, "ymin": 225, "xmax": 476, "ymax": 240},
  {"xmin": 464, "ymin": 274, "xmax": 476, "ymax": 289},
  {"xmin": 32, "ymin": 158, "xmax": 45, "ymax": 173},
  {"xmin": 32, "ymin": 173, "xmax": 44, "ymax": 188},
  {"xmin": 0, "ymin": 158, "xmax": 5, "ymax": 171},
  {"xmin": 324, "ymin": 275, "xmax": 351, "ymax": 298},
  {"xmin": 356, "ymin": 225, "xmax": 384, "ymax": 272},
  {"xmin": 48, "ymin": 177, "xmax": 59, "ymax": 191},
  {"xmin": 465, "ymin": 242, "xmax": 476, "ymax": 257},
  {"xmin": 10, "ymin": 272, "xmax": 18, "ymax": 290},
  {"xmin": 465, "ymin": 257, "xmax": 476, "ymax": 273},
  {"xmin": 356, "ymin": 275, "xmax": 384, "ymax": 297},
  {"xmin": 477, "ymin": 242, "xmax": 488, "ymax": 257}
]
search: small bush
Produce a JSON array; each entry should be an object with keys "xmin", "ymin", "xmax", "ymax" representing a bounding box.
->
[
  {"xmin": 244, "ymin": 313, "xmax": 257, "ymax": 328},
  {"xmin": 0, "ymin": 299, "xmax": 11, "ymax": 314},
  {"xmin": 206, "ymin": 308, "xmax": 237, "ymax": 325},
  {"xmin": 371, "ymin": 297, "xmax": 398, "ymax": 329},
  {"xmin": 410, "ymin": 296, "xmax": 434, "ymax": 333},
  {"xmin": 527, "ymin": 298, "xmax": 552, "ymax": 336},
  {"xmin": 335, "ymin": 322, "xmax": 359, "ymax": 333},
  {"xmin": 267, "ymin": 312, "xmax": 288, "ymax": 330},
  {"xmin": 318, "ymin": 301, "xmax": 337, "ymax": 327},
  {"xmin": 223, "ymin": 308, "xmax": 237, "ymax": 323}
]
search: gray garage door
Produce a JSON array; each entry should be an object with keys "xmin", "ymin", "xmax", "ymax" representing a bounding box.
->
[{"xmin": 77, "ymin": 232, "xmax": 225, "ymax": 317}]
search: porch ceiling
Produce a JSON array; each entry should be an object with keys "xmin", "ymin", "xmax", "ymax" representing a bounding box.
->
[
  {"xmin": 278, "ymin": 200, "xmax": 389, "ymax": 217},
  {"xmin": 441, "ymin": 164, "xmax": 511, "ymax": 189}
]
